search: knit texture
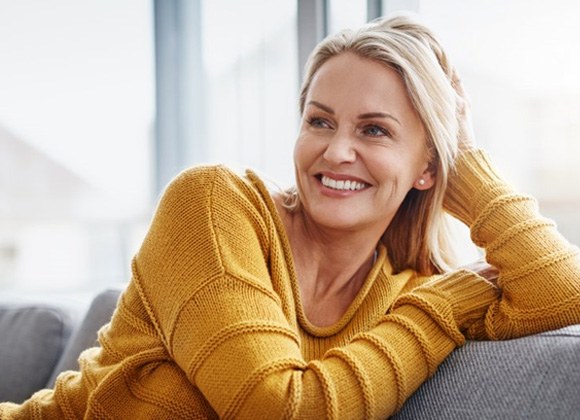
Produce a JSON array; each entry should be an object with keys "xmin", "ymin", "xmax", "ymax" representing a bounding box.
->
[{"xmin": 2, "ymin": 150, "xmax": 579, "ymax": 419}]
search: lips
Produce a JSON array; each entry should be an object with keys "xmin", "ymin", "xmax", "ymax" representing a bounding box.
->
[{"xmin": 317, "ymin": 174, "xmax": 370, "ymax": 191}]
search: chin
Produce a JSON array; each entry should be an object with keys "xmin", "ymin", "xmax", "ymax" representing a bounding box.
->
[{"xmin": 309, "ymin": 207, "xmax": 370, "ymax": 231}]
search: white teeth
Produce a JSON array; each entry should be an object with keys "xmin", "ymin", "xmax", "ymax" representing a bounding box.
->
[{"xmin": 321, "ymin": 175, "xmax": 367, "ymax": 191}]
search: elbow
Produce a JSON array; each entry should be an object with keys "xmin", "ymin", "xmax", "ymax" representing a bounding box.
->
[{"xmin": 219, "ymin": 368, "xmax": 306, "ymax": 419}]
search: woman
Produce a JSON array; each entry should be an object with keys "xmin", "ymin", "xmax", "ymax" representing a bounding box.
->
[{"xmin": 2, "ymin": 14, "xmax": 580, "ymax": 419}]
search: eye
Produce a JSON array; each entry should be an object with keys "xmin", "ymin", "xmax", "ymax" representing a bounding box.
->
[
  {"xmin": 362, "ymin": 124, "xmax": 391, "ymax": 138},
  {"xmin": 307, "ymin": 117, "xmax": 332, "ymax": 129}
]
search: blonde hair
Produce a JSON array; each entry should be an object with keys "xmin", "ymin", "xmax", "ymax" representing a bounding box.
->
[{"xmin": 287, "ymin": 13, "xmax": 461, "ymax": 275}]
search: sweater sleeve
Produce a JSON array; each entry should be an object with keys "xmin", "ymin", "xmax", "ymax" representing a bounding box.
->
[
  {"xmin": 132, "ymin": 165, "xmax": 497, "ymax": 419},
  {"xmin": 444, "ymin": 150, "xmax": 580, "ymax": 340}
]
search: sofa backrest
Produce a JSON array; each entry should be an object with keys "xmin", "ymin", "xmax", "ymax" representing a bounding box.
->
[
  {"xmin": 393, "ymin": 324, "xmax": 580, "ymax": 419},
  {"xmin": 0, "ymin": 304, "xmax": 74, "ymax": 403},
  {"xmin": 47, "ymin": 288, "xmax": 122, "ymax": 387}
]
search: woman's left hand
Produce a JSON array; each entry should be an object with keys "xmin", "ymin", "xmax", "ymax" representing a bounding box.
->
[{"xmin": 451, "ymin": 68, "xmax": 476, "ymax": 152}]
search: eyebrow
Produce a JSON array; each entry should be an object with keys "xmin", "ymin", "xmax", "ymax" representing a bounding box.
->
[
  {"xmin": 308, "ymin": 100, "xmax": 401, "ymax": 126},
  {"xmin": 359, "ymin": 112, "xmax": 401, "ymax": 126},
  {"xmin": 309, "ymin": 100, "xmax": 334, "ymax": 114}
]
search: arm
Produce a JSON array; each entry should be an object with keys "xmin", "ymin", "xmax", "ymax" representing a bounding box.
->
[
  {"xmin": 134, "ymin": 166, "xmax": 497, "ymax": 419},
  {"xmin": 446, "ymin": 72, "xmax": 580, "ymax": 340},
  {"xmin": 445, "ymin": 150, "xmax": 580, "ymax": 340}
]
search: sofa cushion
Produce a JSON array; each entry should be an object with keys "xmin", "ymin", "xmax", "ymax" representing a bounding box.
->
[
  {"xmin": 0, "ymin": 305, "xmax": 73, "ymax": 403},
  {"xmin": 394, "ymin": 324, "xmax": 580, "ymax": 420}
]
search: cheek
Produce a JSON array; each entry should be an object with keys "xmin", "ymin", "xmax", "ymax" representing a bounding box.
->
[
  {"xmin": 293, "ymin": 138, "xmax": 305, "ymax": 172},
  {"xmin": 366, "ymin": 150, "xmax": 418, "ymax": 189},
  {"xmin": 293, "ymin": 133, "xmax": 318, "ymax": 171},
  {"xmin": 365, "ymin": 151, "xmax": 399, "ymax": 180}
]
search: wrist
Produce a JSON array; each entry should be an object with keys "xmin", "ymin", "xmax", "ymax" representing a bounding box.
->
[
  {"xmin": 444, "ymin": 149, "xmax": 513, "ymax": 224},
  {"xmin": 394, "ymin": 270, "xmax": 499, "ymax": 334}
]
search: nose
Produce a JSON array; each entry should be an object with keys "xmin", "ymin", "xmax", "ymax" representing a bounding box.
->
[{"xmin": 322, "ymin": 130, "xmax": 357, "ymax": 165}]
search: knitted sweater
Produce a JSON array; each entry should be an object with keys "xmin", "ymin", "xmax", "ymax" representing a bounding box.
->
[{"xmin": 2, "ymin": 150, "xmax": 579, "ymax": 419}]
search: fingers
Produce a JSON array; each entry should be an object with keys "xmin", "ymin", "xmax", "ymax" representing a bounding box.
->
[
  {"xmin": 451, "ymin": 67, "xmax": 469, "ymax": 107},
  {"xmin": 450, "ymin": 67, "xmax": 476, "ymax": 151},
  {"xmin": 451, "ymin": 68, "xmax": 464, "ymax": 95}
]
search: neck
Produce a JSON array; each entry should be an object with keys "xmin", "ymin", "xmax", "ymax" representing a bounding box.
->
[
  {"xmin": 279, "ymin": 201, "xmax": 382, "ymax": 326},
  {"xmin": 294, "ymin": 211, "xmax": 379, "ymax": 283}
]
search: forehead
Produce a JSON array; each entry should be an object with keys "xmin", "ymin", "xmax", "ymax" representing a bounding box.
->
[{"xmin": 307, "ymin": 52, "xmax": 416, "ymax": 116}]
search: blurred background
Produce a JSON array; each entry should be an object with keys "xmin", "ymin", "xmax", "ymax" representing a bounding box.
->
[{"xmin": 1, "ymin": 0, "xmax": 579, "ymax": 295}]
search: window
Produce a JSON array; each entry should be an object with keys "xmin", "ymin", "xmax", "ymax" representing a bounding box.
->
[
  {"xmin": 4, "ymin": 0, "xmax": 577, "ymax": 294},
  {"xmin": 327, "ymin": 0, "xmax": 367, "ymax": 34},
  {"xmin": 200, "ymin": 0, "xmax": 299, "ymax": 187},
  {"xmin": 0, "ymin": 0, "xmax": 154, "ymax": 292},
  {"xmin": 154, "ymin": 0, "xmax": 299, "ymax": 191}
]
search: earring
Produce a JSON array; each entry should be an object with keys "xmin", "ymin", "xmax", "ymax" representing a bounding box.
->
[{"xmin": 418, "ymin": 179, "xmax": 426, "ymax": 186}]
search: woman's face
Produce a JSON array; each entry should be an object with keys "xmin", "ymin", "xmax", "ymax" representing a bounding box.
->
[{"xmin": 294, "ymin": 52, "xmax": 434, "ymax": 235}]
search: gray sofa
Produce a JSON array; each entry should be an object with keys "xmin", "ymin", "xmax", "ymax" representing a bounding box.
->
[
  {"xmin": 1, "ymin": 287, "xmax": 579, "ymax": 419},
  {"xmin": 0, "ymin": 288, "xmax": 121, "ymax": 404}
]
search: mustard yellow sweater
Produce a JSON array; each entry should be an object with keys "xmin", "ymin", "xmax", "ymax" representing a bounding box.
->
[{"xmin": 2, "ymin": 150, "xmax": 580, "ymax": 419}]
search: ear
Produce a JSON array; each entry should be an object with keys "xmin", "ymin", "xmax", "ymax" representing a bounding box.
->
[{"xmin": 413, "ymin": 167, "xmax": 435, "ymax": 190}]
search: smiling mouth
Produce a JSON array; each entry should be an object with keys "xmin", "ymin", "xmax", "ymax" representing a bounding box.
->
[{"xmin": 318, "ymin": 175, "xmax": 369, "ymax": 191}]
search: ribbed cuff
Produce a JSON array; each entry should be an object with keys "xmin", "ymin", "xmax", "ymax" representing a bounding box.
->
[
  {"xmin": 444, "ymin": 149, "xmax": 514, "ymax": 225},
  {"xmin": 430, "ymin": 270, "xmax": 499, "ymax": 329},
  {"xmin": 395, "ymin": 270, "xmax": 499, "ymax": 335}
]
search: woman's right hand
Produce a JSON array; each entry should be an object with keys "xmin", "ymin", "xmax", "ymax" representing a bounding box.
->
[{"xmin": 461, "ymin": 259, "xmax": 499, "ymax": 286}]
